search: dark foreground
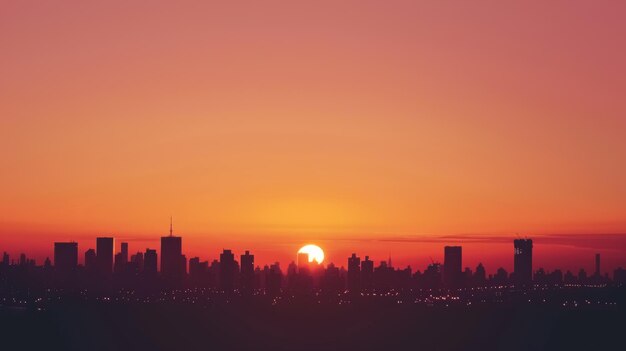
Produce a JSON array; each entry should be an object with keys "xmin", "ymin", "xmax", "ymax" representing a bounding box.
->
[{"xmin": 1, "ymin": 301, "xmax": 623, "ymax": 351}]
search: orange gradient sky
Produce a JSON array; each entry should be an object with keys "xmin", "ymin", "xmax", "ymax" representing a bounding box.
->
[{"xmin": 1, "ymin": 2, "xmax": 626, "ymax": 272}]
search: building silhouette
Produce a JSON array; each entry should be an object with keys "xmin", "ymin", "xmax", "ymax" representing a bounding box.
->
[
  {"xmin": 514, "ymin": 239, "xmax": 533, "ymax": 284},
  {"xmin": 85, "ymin": 248, "xmax": 96, "ymax": 271},
  {"xmin": 114, "ymin": 242, "xmax": 129, "ymax": 273},
  {"xmin": 347, "ymin": 253, "xmax": 361, "ymax": 292},
  {"xmin": 131, "ymin": 251, "xmax": 144, "ymax": 272},
  {"xmin": 54, "ymin": 242, "xmax": 78, "ymax": 274},
  {"xmin": 361, "ymin": 255, "xmax": 374, "ymax": 290},
  {"xmin": 144, "ymin": 249, "xmax": 158, "ymax": 275},
  {"xmin": 189, "ymin": 257, "xmax": 209, "ymax": 285},
  {"xmin": 219, "ymin": 249, "xmax": 236, "ymax": 292},
  {"xmin": 297, "ymin": 252, "xmax": 310, "ymax": 274},
  {"xmin": 161, "ymin": 220, "xmax": 184, "ymax": 284},
  {"xmin": 474, "ymin": 263, "xmax": 486, "ymax": 286},
  {"xmin": 96, "ymin": 237, "xmax": 114, "ymax": 276},
  {"xmin": 443, "ymin": 246, "xmax": 462, "ymax": 287},
  {"xmin": 266, "ymin": 262, "xmax": 282, "ymax": 296},
  {"xmin": 240, "ymin": 250, "xmax": 254, "ymax": 292}
]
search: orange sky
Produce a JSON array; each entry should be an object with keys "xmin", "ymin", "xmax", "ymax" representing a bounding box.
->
[{"xmin": 1, "ymin": 2, "xmax": 625, "ymax": 272}]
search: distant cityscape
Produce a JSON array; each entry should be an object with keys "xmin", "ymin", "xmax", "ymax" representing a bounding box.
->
[
  {"xmin": 2, "ymin": 223, "xmax": 626, "ymax": 300},
  {"xmin": 3, "ymin": 224, "xmax": 626, "ymax": 350}
]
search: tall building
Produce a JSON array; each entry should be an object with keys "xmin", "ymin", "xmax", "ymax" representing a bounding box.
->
[
  {"xmin": 267, "ymin": 262, "xmax": 282, "ymax": 296},
  {"xmin": 474, "ymin": 263, "xmax": 486, "ymax": 285},
  {"xmin": 361, "ymin": 256, "xmax": 374, "ymax": 290},
  {"xmin": 297, "ymin": 253, "xmax": 310, "ymax": 275},
  {"xmin": 240, "ymin": 250, "xmax": 255, "ymax": 291},
  {"xmin": 513, "ymin": 239, "xmax": 533, "ymax": 284},
  {"xmin": 347, "ymin": 253, "xmax": 361, "ymax": 292},
  {"xmin": 443, "ymin": 246, "xmax": 462, "ymax": 287},
  {"xmin": 54, "ymin": 242, "xmax": 78, "ymax": 273},
  {"xmin": 85, "ymin": 249, "xmax": 96, "ymax": 271},
  {"xmin": 96, "ymin": 237, "xmax": 114, "ymax": 275},
  {"xmin": 161, "ymin": 219, "xmax": 184, "ymax": 283},
  {"xmin": 595, "ymin": 253, "xmax": 601, "ymax": 276},
  {"xmin": 131, "ymin": 252, "xmax": 144, "ymax": 272},
  {"xmin": 219, "ymin": 249, "xmax": 236, "ymax": 292},
  {"xmin": 120, "ymin": 242, "xmax": 128, "ymax": 263},
  {"xmin": 114, "ymin": 242, "xmax": 129, "ymax": 273},
  {"xmin": 144, "ymin": 249, "xmax": 158, "ymax": 275}
]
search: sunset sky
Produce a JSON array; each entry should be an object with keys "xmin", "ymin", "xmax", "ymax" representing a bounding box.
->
[{"xmin": 1, "ymin": 2, "xmax": 625, "ymax": 273}]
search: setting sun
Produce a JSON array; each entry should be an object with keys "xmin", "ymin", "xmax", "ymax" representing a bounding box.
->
[{"xmin": 297, "ymin": 244, "xmax": 325, "ymax": 265}]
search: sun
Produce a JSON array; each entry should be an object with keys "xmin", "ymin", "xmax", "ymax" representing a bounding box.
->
[{"xmin": 297, "ymin": 244, "xmax": 325, "ymax": 264}]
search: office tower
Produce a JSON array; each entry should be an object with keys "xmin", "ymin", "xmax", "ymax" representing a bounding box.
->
[
  {"xmin": 240, "ymin": 250, "xmax": 255, "ymax": 291},
  {"xmin": 144, "ymin": 249, "xmax": 158, "ymax": 275},
  {"xmin": 513, "ymin": 239, "xmax": 533, "ymax": 284},
  {"xmin": 361, "ymin": 255, "xmax": 374, "ymax": 289},
  {"xmin": 267, "ymin": 262, "xmax": 282, "ymax": 296},
  {"xmin": 297, "ymin": 252, "xmax": 310, "ymax": 275},
  {"xmin": 96, "ymin": 237, "xmax": 114, "ymax": 275},
  {"xmin": 85, "ymin": 249, "xmax": 96, "ymax": 271},
  {"xmin": 323, "ymin": 263, "xmax": 342, "ymax": 292},
  {"xmin": 161, "ymin": 220, "xmax": 184, "ymax": 283},
  {"xmin": 54, "ymin": 242, "xmax": 78, "ymax": 273},
  {"xmin": 595, "ymin": 253, "xmax": 601, "ymax": 276},
  {"xmin": 219, "ymin": 249, "xmax": 236, "ymax": 292},
  {"xmin": 131, "ymin": 252, "xmax": 144, "ymax": 272},
  {"xmin": 114, "ymin": 242, "xmax": 129, "ymax": 273},
  {"xmin": 208, "ymin": 259, "xmax": 220, "ymax": 288},
  {"xmin": 2, "ymin": 252, "xmax": 8, "ymax": 266},
  {"xmin": 189, "ymin": 257, "xmax": 200, "ymax": 272},
  {"xmin": 347, "ymin": 253, "xmax": 361, "ymax": 292},
  {"xmin": 160, "ymin": 235, "xmax": 183, "ymax": 277},
  {"xmin": 120, "ymin": 243, "xmax": 128, "ymax": 264},
  {"xmin": 189, "ymin": 257, "xmax": 208, "ymax": 282},
  {"xmin": 494, "ymin": 267, "xmax": 508, "ymax": 285},
  {"xmin": 443, "ymin": 246, "xmax": 462, "ymax": 287},
  {"xmin": 474, "ymin": 263, "xmax": 486, "ymax": 285}
]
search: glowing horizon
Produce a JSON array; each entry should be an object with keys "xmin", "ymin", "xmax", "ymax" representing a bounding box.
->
[{"xmin": 1, "ymin": 2, "xmax": 626, "ymax": 273}]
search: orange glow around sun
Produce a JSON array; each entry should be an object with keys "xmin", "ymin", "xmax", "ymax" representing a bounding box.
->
[{"xmin": 297, "ymin": 245, "xmax": 325, "ymax": 265}]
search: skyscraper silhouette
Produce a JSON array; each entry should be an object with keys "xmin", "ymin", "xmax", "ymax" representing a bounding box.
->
[
  {"xmin": 361, "ymin": 255, "xmax": 374, "ymax": 290},
  {"xmin": 297, "ymin": 252, "xmax": 310, "ymax": 275},
  {"xmin": 348, "ymin": 253, "xmax": 361, "ymax": 292},
  {"xmin": 161, "ymin": 219, "xmax": 184, "ymax": 284},
  {"xmin": 144, "ymin": 249, "xmax": 158, "ymax": 275},
  {"xmin": 114, "ymin": 242, "xmax": 129, "ymax": 273},
  {"xmin": 120, "ymin": 242, "xmax": 128, "ymax": 263},
  {"xmin": 514, "ymin": 239, "xmax": 533, "ymax": 284},
  {"xmin": 96, "ymin": 237, "xmax": 114, "ymax": 276},
  {"xmin": 443, "ymin": 246, "xmax": 462, "ymax": 287},
  {"xmin": 219, "ymin": 249, "xmax": 236, "ymax": 292},
  {"xmin": 131, "ymin": 251, "xmax": 144, "ymax": 272},
  {"xmin": 85, "ymin": 248, "xmax": 96, "ymax": 271},
  {"xmin": 54, "ymin": 242, "xmax": 78, "ymax": 274},
  {"xmin": 240, "ymin": 250, "xmax": 254, "ymax": 292}
]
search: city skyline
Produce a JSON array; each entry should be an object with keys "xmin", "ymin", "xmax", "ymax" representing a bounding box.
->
[
  {"xmin": 3, "ymin": 222, "xmax": 625, "ymax": 278},
  {"xmin": 2, "ymin": 2, "xmax": 626, "ymax": 349},
  {"xmin": 2, "ymin": 2, "xmax": 626, "ymax": 271},
  {"xmin": 4, "ymin": 226, "xmax": 626, "ymax": 275}
]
